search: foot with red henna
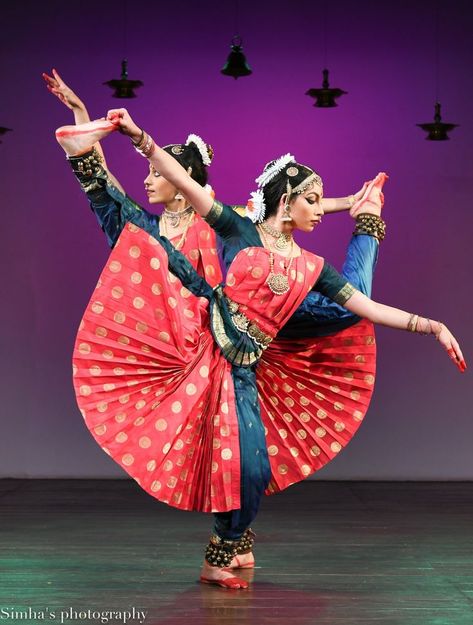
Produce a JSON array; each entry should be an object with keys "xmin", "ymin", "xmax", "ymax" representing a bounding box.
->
[
  {"xmin": 228, "ymin": 551, "xmax": 255, "ymax": 569},
  {"xmin": 199, "ymin": 560, "xmax": 250, "ymax": 589},
  {"xmin": 350, "ymin": 172, "xmax": 389, "ymax": 217},
  {"xmin": 55, "ymin": 119, "xmax": 119, "ymax": 156}
]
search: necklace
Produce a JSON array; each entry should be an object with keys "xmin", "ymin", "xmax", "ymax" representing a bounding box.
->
[
  {"xmin": 163, "ymin": 205, "xmax": 194, "ymax": 229},
  {"xmin": 259, "ymin": 220, "xmax": 293, "ymax": 251},
  {"xmin": 258, "ymin": 226, "xmax": 295, "ymax": 295},
  {"xmin": 160, "ymin": 210, "xmax": 194, "ymax": 250}
]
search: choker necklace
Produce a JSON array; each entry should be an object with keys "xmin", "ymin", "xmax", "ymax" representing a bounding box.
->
[
  {"xmin": 259, "ymin": 221, "xmax": 293, "ymax": 251},
  {"xmin": 160, "ymin": 211, "xmax": 194, "ymax": 250},
  {"xmin": 258, "ymin": 226, "xmax": 295, "ymax": 295},
  {"xmin": 163, "ymin": 206, "xmax": 194, "ymax": 229}
]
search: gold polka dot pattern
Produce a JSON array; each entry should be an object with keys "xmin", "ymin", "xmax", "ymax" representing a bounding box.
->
[
  {"xmin": 73, "ymin": 220, "xmax": 375, "ymax": 514},
  {"xmin": 257, "ymin": 318, "xmax": 376, "ymax": 495},
  {"xmin": 73, "ymin": 223, "xmax": 237, "ymax": 514}
]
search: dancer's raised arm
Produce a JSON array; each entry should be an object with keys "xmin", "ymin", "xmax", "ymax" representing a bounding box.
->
[
  {"xmin": 106, "ymin": 108, "xmax": 215, "ymax": 217},
  {"xmin": 43, "ymin": 68, "xmax": 90, "ymax": 124},
  {"xmin": 43, "ymin": 69, "xmax": 110, "ymax": 166},
  {"xmin": 322, "ymin": 182, "xmax": 369, "ymax": 214}
]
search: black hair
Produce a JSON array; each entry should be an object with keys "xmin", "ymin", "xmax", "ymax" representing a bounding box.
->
[
  {"xmin": 262, "ymin": 160, "xmax": 316, "ymax": 220},
  {"xmin": 163, "ymin": 140, "xmax": 213, "ymax": 187}
]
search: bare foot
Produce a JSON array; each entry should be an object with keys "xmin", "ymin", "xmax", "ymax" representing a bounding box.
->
[
  {"xmin": 350, "ymin": 172, "xmax": 388, "ymax": 217},
  {"xmin": 55, "ymin": 119, "xmax": 118, "ymax": 156},
  {"xmin": 199, "ymin": 560, "xmax": 249, "ymax": 589},
  {"xmin": 228, "ymin": 551, "xmax": 255, "ymax": 569}
]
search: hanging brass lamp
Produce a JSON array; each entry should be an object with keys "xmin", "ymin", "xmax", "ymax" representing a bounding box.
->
[{"xmin": 104, "ymin": 59, "xmax": 143, "ymax": 98}]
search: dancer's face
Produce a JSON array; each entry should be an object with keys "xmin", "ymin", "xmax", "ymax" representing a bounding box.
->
[
  {"xmin": 288, "ymin": 182, "xmax": 324, "ymax": 232},
  {"xmin": 144, "ymin": 165, "xmax": 177, "ymax": 205}
]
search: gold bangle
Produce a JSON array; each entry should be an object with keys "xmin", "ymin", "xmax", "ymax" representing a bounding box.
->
[
  {"xmin": 131, "ymin": 128, "xmax": 146, "ymax": 149},
  {"xmin": 347, "ymin": 194, "xmax": 355, "ymax": 207},
  {"xmin": 407, "ymin": 313, "xmax": 418, "ymax": 332}
]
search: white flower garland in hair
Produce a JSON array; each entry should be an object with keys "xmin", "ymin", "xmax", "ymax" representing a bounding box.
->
[
  {"xmin": 246, "ymin": 189, "xmax": 266, "ymax": 223},
  {"xmin": 185, "ymin": 133, "xmax": 212, "ymax": 166},
  {"xmin": 255, "ymin": 153, "xmax": 295, "ymax": 188}
]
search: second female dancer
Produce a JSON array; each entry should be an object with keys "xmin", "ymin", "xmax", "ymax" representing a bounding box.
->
[{"xmin": 55, "ymin": 111, "xmax": 465, "ymax": 590}]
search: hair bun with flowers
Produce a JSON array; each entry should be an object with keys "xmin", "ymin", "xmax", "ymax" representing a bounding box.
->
[
  {"xmin": 255, "ymin": 154, "xmax": 295, "ymax": 187},
  {"xmin": 185, "ymin": 134, "xmax": 213, "ymax": 166}
]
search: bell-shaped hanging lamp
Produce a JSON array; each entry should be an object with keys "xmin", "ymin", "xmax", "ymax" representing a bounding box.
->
[
  {"xmin": 417, "ymin": 102, "xmax": 458, "ymax": 140},
  {"xmin": 0, "ymin": 127, "xmax": 12, "ymax": 144},
  {"xmin": 306, "ymin": 69, "xmax": 347, "ymax": 107},
  {"xmin": 221, "ymin": 36, "xmax": 252, "ymax": 79},
  {"xmin": 104, "ymin": 59, "xmax": 143, "ymax": 98}
]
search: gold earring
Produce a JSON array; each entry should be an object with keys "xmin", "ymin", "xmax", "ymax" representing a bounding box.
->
[{"xmin": 280, "ymin": 203, "xmax": 292, "ymax": 222}]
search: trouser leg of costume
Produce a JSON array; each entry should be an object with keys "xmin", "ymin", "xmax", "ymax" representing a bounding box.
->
[
  {"xmin": 213, "ymin": 366, "xmax": 271, "ymax": 541},
  {"xmin": 341, "ymin": 234, "xmax": 378, "ymax": 297},
  {"xmin": 67, "ymin": 147, "xmax": 159, "ymax": 248},
  {"xmin": 279, "ymin": 234, "xmax": 379, "ymax": 338}
]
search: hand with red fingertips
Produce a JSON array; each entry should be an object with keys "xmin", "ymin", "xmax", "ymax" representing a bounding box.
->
[
  {"xmin": 106, "ymin": 108, "xmax": 142, "ymax": 142},
  {"xmin": 42, "ymin": 68, "xmax": 85, "ymax": 112},
  {"xmin": 436, "ymin": 324, "xmax": 466, "ymax": 373}
]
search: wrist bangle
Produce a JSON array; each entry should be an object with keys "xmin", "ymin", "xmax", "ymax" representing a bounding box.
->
[
  {"xmin": 416, "ymin": 317, "xmax": 430, "ymax": 335},
  {"xmin": 407, "ymin": 313, "xmax": 419, "ymax": 333},
  {"xmin": 132, "ymin": 129, "xmax": 156, "ymax": 158},
  {"xmin": 131, "ymin": 128, "xmax": 145, "ymax": 149},
  {"xmin": 347, "ymin": 194, "xmax": 355, "ymax": 208}
]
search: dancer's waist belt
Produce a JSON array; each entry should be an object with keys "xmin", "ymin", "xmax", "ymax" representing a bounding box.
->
[
  {"xmin": 210, "ymin": 286, "xmax": 273, "ymax": 367},
  {"xmin": 224, "ymin": 296, "xmax": 273, "ymax": 349}
]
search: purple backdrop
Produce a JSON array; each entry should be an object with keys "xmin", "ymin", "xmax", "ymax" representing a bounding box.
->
[{"xmin": 1, "ymin": 0, "xmax": 472, "ymax": 479}]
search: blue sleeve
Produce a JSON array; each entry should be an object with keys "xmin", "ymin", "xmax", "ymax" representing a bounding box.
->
[
  {"xmin": 204, "ymin": 200, "xmax": 262, "ymax": 270},
  {"xmin": 85, "ymin": 177, "xmax": 159, "ymax": 248}
]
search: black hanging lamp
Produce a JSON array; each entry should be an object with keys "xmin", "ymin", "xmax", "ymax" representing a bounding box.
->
[
  {"xmin": 104, "ymin": 59, "xmax": 143, "ymax": 98},
  {"xmin": 417, "ymin": 5, "xmax": 458, "ymax": 140},
  {"xmin": 306, "ymin": 69, "xmax": 347, "ymax": 108},
  {"xmin": 0, "ymin": 127, "xmax": 12, "ymax": 144},
  {"xmin": 417, "ymin": 102, "xmax": 458, "ymax": 141},
  {"xmin": 103, "ymin": 1, "xmax": 143, "ymax": 98},
  {"xmin": 305, "ymin": 5, "xmax": 346, "ymax": 108},
  {"xmin": 221, "ymin": 36, "xmax": 252, "ymax": 79}
]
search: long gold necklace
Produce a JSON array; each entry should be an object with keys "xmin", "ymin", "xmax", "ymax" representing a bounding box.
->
[
  {"xmin": 160, "ymin": 210, "xmax": 194, "ymax": 250},
  {"xmin": 258, "ymin": 226, "xmax": 295, "ymax": 295},
  {"xmin": 259, "ymin": 220, "xmax": 293, "ymax": 251}
]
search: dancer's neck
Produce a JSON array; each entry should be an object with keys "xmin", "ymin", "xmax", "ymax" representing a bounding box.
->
[{"xmin": 164, "ymin": 199, "xmax": 191, "ymax": 213}]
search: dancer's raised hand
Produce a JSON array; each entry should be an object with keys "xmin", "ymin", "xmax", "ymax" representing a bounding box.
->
[
  {"xmin": 106, "ymin": 108, "xmax": 141, "ymax": 141},
  {"xmin": 42, "ymin": 69, "xmax": 85, "ymax": 112}
]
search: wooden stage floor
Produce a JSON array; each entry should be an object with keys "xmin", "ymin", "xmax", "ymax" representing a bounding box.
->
[{"xmin": 1, "ymin": 480, "xmax": 472, "ymax": 625}]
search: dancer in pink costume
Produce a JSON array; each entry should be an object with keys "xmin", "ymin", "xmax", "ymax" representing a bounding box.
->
[{"xmin": 57, "ymin": 113, "xmax": 465, "ymax": 589}]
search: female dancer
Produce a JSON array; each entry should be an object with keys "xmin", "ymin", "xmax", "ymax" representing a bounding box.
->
[
  {"xmin": 45, "ymin": 69, "xmax": 382, "ymax": 334},
  {"xmin": 44, "ymin": 70, "xmax": 221, "ymax": 284},
  {"xmin": 46, "ymin": 70, "xmax": 391, "ymax": 574},
  {"xmin": 56, "ymin": 111, "xmax": 465, "ymax": 589}
]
